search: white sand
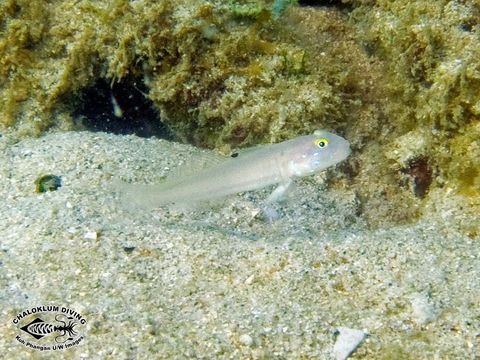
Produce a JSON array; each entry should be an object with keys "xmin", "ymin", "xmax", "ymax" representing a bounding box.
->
[{"xmin": 0, "ymin": 131, "xmax": 478, "ymax": 359}]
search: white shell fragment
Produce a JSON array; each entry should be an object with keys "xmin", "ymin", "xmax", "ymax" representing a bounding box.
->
[
  {"xmin": 239, "ymin": 334, "xmax": 253, "ymax": 346},
  {"xmin": 410, "ymin": 293, "xmax": 437, "ymax": 325},
  {"xmin": 84, "ymin": 231, "xmax": 98, "ymax": 240},
  {"xmin": 333, "ymin": 327, "xmax": 367, "ymax": 360}
]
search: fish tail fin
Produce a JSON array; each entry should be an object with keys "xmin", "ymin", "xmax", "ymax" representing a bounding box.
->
[{"xmin": 111, "ymin": 179, "xmax": 173, "ymax": 211}]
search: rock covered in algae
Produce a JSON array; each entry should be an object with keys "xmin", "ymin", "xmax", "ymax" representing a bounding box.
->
[
  {"xmin": 34, "ymin": 174, "xmax": 62, "ymax": 193},
  {"xmin": 346, "ymin": 0, "xmax": 480, "ymax": 231},
  {"xmin": 1, "ymin": 0, "xmax": 376, "ymax": 146}
]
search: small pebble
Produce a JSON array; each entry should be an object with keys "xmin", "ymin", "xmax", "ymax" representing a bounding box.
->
[
  {"xmin": 410, "ymin": 293, "xmax": 437, "ymax": 325},
  {"xmin": 244, "ymin": 274, "xmax": 254, "ymax": 285},
  {"xmin": 123, "ymin": 246, "xmax": 136, "ymax": 254},
  {"xmin": 67, "ymin": 227, "xmax": 78, "ymax": 234},
  {"xmin": 333, "ymin": 327, "xmax": 366, "ymax": 360},
  {"xmin": 239, "ymin": 334, "xmax": 253, "ymax": 346},
  {"xmin": 84, "ymin": 231, "xmax": 98, "ymax": 240}
]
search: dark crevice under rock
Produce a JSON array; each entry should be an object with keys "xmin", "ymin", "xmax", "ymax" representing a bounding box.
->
[
  {"xmin": 73, "ymin": 77, "xmax": 173, "ymax": 139},
  {"xmin": 297, "ymin": 0, "xmax": 353, "ymax": 11}
]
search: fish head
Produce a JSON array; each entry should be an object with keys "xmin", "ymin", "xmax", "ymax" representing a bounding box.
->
[{"xmin": 287, "ymin": 130, "xmax": 351, "ymax": 177}]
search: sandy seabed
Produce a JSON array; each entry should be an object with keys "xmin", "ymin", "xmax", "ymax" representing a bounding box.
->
[{"xmin": 0, "ymin": 131, "xmax": 478, "ymax": 359}]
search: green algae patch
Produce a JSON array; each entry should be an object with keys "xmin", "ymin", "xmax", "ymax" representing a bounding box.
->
[
  {"xmin": 145, "ymin": 5, "xmax": 382, "ymax": 150},
  {"xmin": 351, "ymin": 0, "xmax": 480, "ymax": 132},
  {"xmin": 445, "ymin": 122, "xmax": 480, "ymax": 197},
  {"xmin": 35, "ymin": 174, "xmax": 62, "ymax": 193}
]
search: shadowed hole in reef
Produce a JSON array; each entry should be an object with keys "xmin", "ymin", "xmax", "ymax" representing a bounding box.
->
[
  {"xmin": 297, "ymin": 0, "xmax": 353, "ymax": 11},
  {"xmin": 73, "ymin": 77, "xmax": 173, "ymax": 139}
]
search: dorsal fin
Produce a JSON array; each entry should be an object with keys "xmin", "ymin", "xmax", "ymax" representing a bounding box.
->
[{"xmin": 165, "ymin": 149, "xmax": 226, "ymax": 180}]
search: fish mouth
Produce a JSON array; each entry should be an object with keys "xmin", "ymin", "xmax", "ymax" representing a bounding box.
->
[{"xmin": 336, "ymin": 143, "xmax": 351, "ymax": 161}]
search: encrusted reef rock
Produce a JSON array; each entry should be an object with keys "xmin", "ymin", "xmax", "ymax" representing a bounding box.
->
[
  {"xmin": 0, "ymin": 0, "xmax": 478, "ymax": 231},
  {"xmin": 349, "ymin": 0, "xmax": 480, "ymax": 232},
  {"xmin": 1, "ymin": 0, "xmax": 377, "ymax": 145}
]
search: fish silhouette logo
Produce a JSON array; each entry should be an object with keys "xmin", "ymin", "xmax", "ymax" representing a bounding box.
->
[{"xmin": 20, "ymin": 315, "xmax": 78, "ymax": 342}]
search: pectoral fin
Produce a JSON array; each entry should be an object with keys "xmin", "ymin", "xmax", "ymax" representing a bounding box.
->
[{"xmin": 266, "ymin": 179, "xmax": 293, "ymax": 204}]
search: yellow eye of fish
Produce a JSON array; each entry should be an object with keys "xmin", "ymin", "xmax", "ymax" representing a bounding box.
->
[{"xmin": 314, "ymin": 138, "xmax": 329, "ymax": 148}]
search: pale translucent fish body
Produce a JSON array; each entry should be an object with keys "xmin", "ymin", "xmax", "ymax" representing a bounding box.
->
[{"xmin": 119, "ymin": 130, "xmax": 351, "ymax": 210}]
